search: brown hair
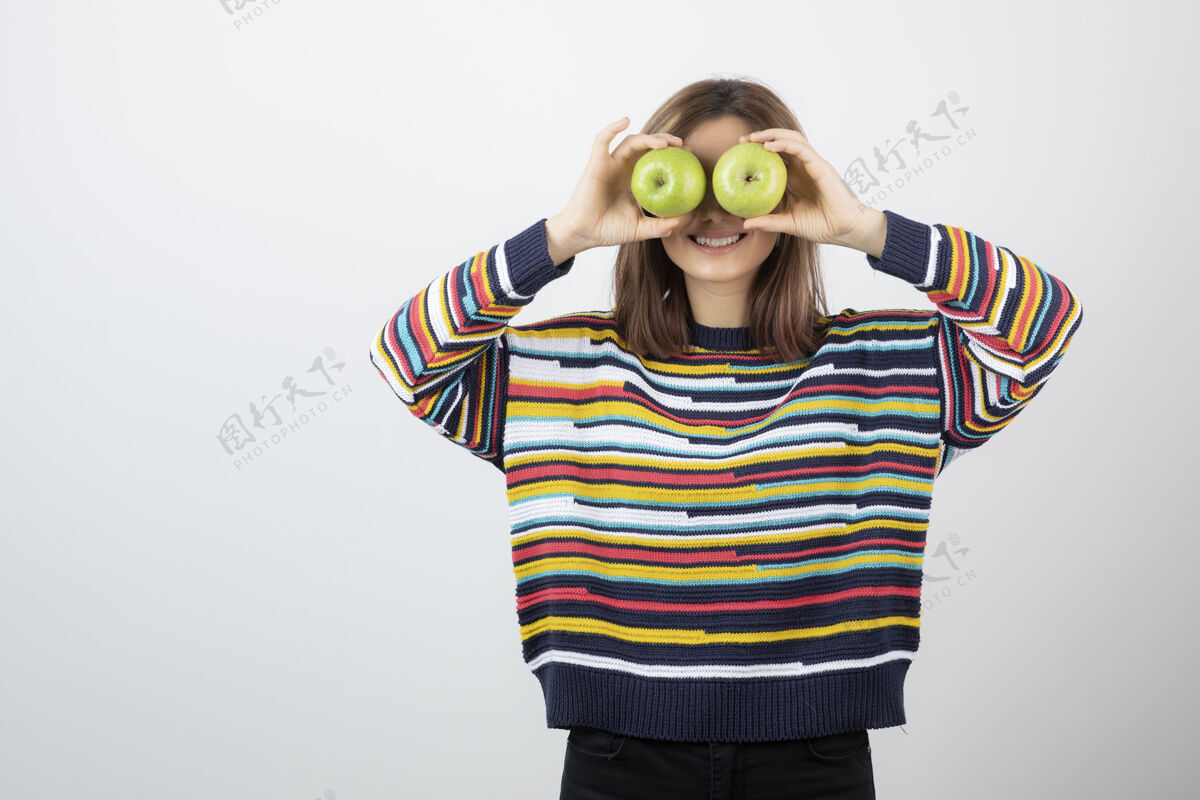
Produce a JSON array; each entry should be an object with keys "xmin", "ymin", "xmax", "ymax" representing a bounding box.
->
[{"xmin": 612, "ymin": 76, "xmax": 830, "ymax": 363}]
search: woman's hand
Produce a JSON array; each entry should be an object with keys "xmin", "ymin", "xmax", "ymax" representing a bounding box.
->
[
  {"xmin": 738, "ymin": 129, "xmax": 881, "ymax": 249},
  {"xmin": 548, "ymin": 117, "xmax": 688, "ymax": 257}
]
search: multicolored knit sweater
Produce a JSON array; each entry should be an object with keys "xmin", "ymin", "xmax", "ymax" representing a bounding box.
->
[{"xmin": 369, "ymin": 209, "xmax": 1083, "ymax": 742}]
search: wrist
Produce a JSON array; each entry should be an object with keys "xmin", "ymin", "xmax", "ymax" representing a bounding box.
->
[
  {"xmin": 545, "ymin": 215, "xmax": 588, "ymax": 268},
  {"xmin": 836, "ymin": 207, "xmax": 888, "ymax": 259}
]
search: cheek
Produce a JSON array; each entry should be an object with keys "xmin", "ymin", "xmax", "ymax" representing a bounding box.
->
[
  {"xmin": 748, "ymin": 234, "xmax": 777, "ymax": 259},
  {"xmin": 662, "ymin": 236, "xmax": 689, "ymax": 262}
]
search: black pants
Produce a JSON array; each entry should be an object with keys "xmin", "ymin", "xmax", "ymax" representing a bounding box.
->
[{"xmin": 559, "ymin": 725, "xmax": 875, "ymax": 800}]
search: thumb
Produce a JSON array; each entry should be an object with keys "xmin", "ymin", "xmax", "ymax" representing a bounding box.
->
[
  {"xmin": 645, "ymin": 217, "xmax": 682, "ymax": 241},
  {"xmin": 743, "ymin": 214, "xmax": 787, "ymax": 235},
  {"xmin": 661, "ymin": 218, "xmax": 685, "ymax": 238}
]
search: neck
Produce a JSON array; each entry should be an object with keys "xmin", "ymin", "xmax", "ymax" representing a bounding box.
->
[{"xmin": 684, "ymin": 278, "xmax": 751, "ymax": 328}]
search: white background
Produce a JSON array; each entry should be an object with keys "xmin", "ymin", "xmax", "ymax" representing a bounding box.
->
[{"xmin": 2, "ymin": 1, "xmax": 1193, "ymax": 798}]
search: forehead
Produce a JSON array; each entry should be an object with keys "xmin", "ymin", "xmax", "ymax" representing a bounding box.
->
[{"xmin": 682, "ymin": 116, "xmax": 754, "ymax": 166}]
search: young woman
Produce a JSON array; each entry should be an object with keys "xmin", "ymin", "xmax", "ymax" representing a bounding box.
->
[{"xmin": 370, "ymin": 78, "xmax": 1083, "ymax": 800}]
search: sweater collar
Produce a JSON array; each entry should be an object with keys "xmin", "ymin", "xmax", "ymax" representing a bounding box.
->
[{"xmin": 688, "ymin": 318, "xmax": 755, "ymax": 351}]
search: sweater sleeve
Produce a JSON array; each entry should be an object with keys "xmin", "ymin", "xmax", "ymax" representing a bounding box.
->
[
  {"xmin": 865, "ymin": 209, "xmax": 1084, "ymax": 475},
  {"xmin": 369, "ymin": 218, "xmax": 577, "ymax": 472}
]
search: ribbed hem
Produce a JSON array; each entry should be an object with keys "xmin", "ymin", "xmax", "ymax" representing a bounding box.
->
[
  {"xmin": 688, "ymin": 319, "xmax": 755, "ymax": 351},
  {"xmin": 865, "ymin": 209, "xmax": 933, "ymax": 287},
  {"xmin": 502, "ymin": 218, "xmax": 577, "ymax": 297},
  {"xmin": 536, "ymin": 659, "xmax": 910, "ymax": 743}
]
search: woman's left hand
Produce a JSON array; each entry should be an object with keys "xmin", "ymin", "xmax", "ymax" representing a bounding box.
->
[{"xmin": 738, "ymin": 129, "xmax": 880, "ymax": 248}]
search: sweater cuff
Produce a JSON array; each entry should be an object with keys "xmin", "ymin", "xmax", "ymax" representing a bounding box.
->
[
  {"xmin": 502, "ymin": 218, "xmax": 578, "ymax": 297},
  {"xmin": 864, "ymin": 209, "xmax": 933, "ymax": 287}
]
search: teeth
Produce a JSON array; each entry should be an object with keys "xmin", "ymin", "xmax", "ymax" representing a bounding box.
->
[{"xmin": 695, "ymin": 235, "xmax": 741, "ymax": 247}]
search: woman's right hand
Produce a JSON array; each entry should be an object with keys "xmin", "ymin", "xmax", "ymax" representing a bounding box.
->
[{"xmin": 546, "ymin": 117, "xmax": 688, "ymax": 262}]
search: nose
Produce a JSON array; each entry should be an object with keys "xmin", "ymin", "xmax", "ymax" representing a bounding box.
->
[{"xmin": 693, "ymin": 175, "xmax": 737, "ymax": 222}]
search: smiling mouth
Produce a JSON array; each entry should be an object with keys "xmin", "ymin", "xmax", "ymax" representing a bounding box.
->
[{"xmin": 688, "ymin": 233, "xmax": 748, "ymax": 253}]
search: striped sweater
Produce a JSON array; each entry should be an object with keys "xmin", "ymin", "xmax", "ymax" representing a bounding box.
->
[{"xmin": 369, "ymin": 209, "xmax": 1083, "ymax": 742}]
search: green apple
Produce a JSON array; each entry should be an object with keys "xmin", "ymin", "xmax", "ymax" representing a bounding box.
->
[
  {"xmin": 712, "ymin": 142, "xmax": 787, "ymax": 218},
  {"xmin": 630, "ymin": 146, "xmax": 706, "ymax": 217}
]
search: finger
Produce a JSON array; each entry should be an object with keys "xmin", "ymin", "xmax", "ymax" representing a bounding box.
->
[
  {"xmin": 743, "ymin": 128, "xmax": 808, "ymax": 142},
  {"xmin": 761, "ymin": 137, "xmax": 813, "ymax": 158},
  {"xmin": 742, "ymin": 213, "xmax": 789, "ymax": 234},
  {"xmin": 741, "ymin": 132, "xmax": 811, "ymax": 156},
  {"xmin": 757, "ymin": 137, "xmax": 848, "ymax": 201},
  {"xmin": 750, "ymin": 136, "xmax": 828, "ymax": 176},
  {"xmin": 612, "ymin": 132, "xmax": 685, "ymax": 162},
  {"xmin": 591, "ymin": 116, "xmax": 630, "ymax": 161},
  {"xmin": 639, "ymin": 216, "xmax": 684, "ymax": 242},
  {"xmin": 657, "ymin": 217, "xmax": 678, "ymax": 239},
  {"xmin": 658, "ymin": 217, "xmax": 685, "ymax": 240},
  {"xmin": 613, "ymin": 133, "xmax": 683, "ymax": 163}
]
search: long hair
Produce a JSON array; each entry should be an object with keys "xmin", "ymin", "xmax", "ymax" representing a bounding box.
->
[{"xmin": 612, "ymin": 76, "xmax": 830, "ymax": 363}]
